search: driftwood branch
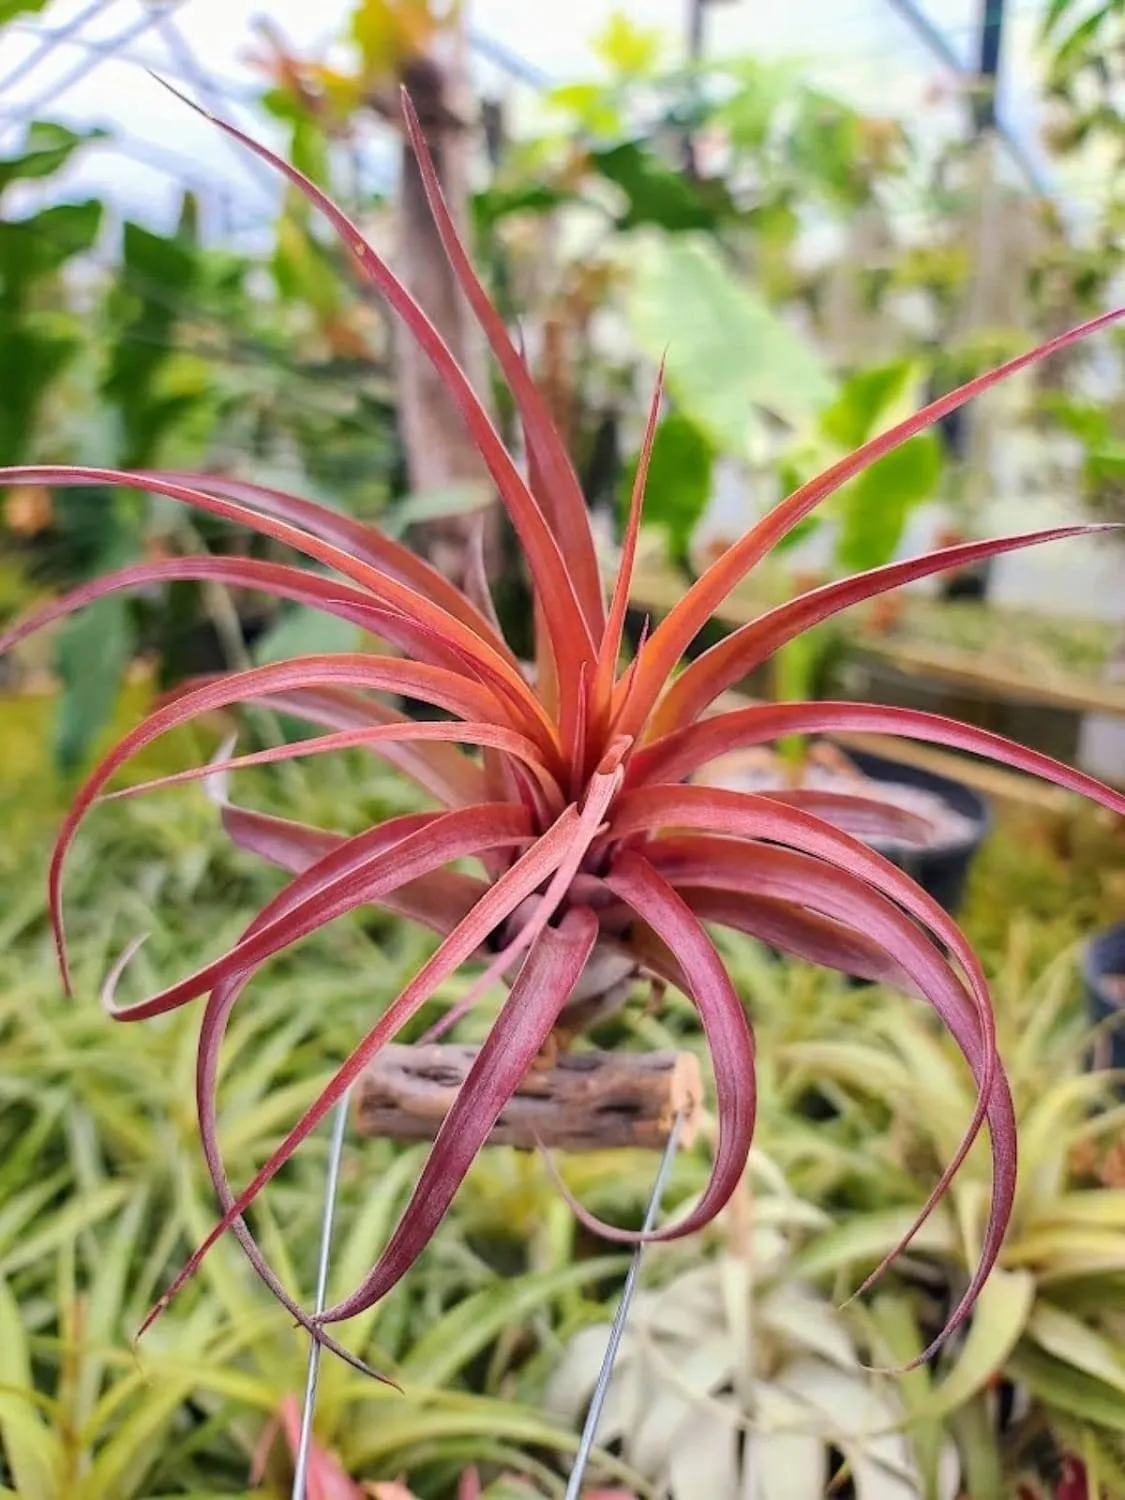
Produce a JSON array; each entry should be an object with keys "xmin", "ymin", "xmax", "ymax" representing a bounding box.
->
[{"xmin": 354, "ymin": 1044, "xmax": 702, "ymax": 1151}]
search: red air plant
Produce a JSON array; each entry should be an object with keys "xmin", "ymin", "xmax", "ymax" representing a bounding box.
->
[{"xmin": 3, "ymin": 90, "xmax": 1125, "ymax": 1379}]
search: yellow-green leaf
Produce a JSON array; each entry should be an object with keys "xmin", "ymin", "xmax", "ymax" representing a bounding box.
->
[
  {"xmin": 1028, "ymin": 1303, "xmax": 1125, "ymax": 1396},
  {"xmin": 591, "ymin": 10, "xmax": 662, "ymax": 77},
  {"xmin": 794, "ymin": 1207, "xmax": 957, "ymax": 1280},
  {"xmin": 0, "ymin": 1279, "xmax": 61, "ymax": 1500},
  {"xmin": 924, "ymin": 1268, "xmax": 1034, "ymax": 1418}
]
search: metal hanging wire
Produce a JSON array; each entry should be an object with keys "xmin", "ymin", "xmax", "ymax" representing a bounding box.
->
[
  {"xmin": 291, "ymin": 1088, "xmax": 352, "ymax": 1500},
  {"xmin": 563, "ymin": 1111, "xmax": 683, "ymax": 1500},
  {"xmin": 288, "ymin": 1086, "xmax": 682, "ymax": 1500}
]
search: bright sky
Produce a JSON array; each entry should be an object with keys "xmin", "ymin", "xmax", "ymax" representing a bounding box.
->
[{"xmin": 0, "ymin": 0, "xmax": 1061, "ymax": 235}]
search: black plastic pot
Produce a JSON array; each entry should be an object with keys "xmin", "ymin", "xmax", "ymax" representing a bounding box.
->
[
  {"xmin": 1081, "ymin": 924, "xmax": 1125, "ymax": 1074},
  {"xmin": 836, "ymin": 745, "xmax": 991, "ymax": 915}
]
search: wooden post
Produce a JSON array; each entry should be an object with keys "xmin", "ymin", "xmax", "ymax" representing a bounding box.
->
[{"xmin": 354, "ymin": 1044, "xmax": 702, "ymax": 1151}]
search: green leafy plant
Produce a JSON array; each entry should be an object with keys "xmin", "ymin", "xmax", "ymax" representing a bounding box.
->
[
  {"xmin": 764, "ymin": 358, "xmax": 944, "ymax": 760},
  {"xmin": 0, "ymin": 777, "xmax": 645, "ymax": 1497},
  {"xmin": 549, "ymin": 1170, "xmax": 959, "ymax": 1500},
  {"xmin": 785, "ymin": 935, "xmax": 1125, "ymax": 1498},
  {"xmin": 1041, "ymin": 390, "xmax": 1125, "ymax": 528},
  {"xmin": 1, "ymin": 88, "xmax": 1124, "ymax": 1386},
  {"xmin": 0, "ymin": 122, "xmax": 105, "ymax": 470}
]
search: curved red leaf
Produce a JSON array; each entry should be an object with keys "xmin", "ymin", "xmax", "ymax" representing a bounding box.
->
[
  {"xmin": 213, "ymin": 801, "xmax": 486, "ymax": 935},
  {"xmin": 747, "ymin": 787, "xmax": 934, "ymax": 843},
  {"xmin": 400, "ymin": 93, "xmax": 605, "ymax": 640},
  {"xmin": 657, "ymin": 525, "xmax": 1117, "ymax": 728},
  {"xmin": 572, "ymin": 852, "xmax": 756, "ymax": 1242},
  {"xmin": 607, "ymin": 782, "xmax": 997, "ymax": 1146},
  {"xmin": 318, "ymin": 906, "xmax": 599, "ymax": 1319},
  {"xmin": 104, "ymin": 718, "xmax": 561, "ymax": 812},
  {"xmin": 632, "ymin": 701, "xmax": 1125, "ymax": 822},
  {"xmin": 104, "ymin": 802, "xmax": 533, "ymax": 1022},
  {"xmin": 141, "ymin": 806, "xmax": 585, "ymax": 1325},
  {"xmin": 0, "ymin": 554, "xmax": 432, "ymax": 661},
  {"xmin": 678, "ymin": 884, "xmax": 918, "ymax": 993},
  {"xmin": 213, "ymin": 685, "xmax": 489, "ymax": 807},
  {"xmin": 594, "ymin": 366, "xmax": 663, "ymax": 723},
  {"xmin": 618, "ymin": 310, "xmax": 1125, "ymax": 737},
  {"xmin": 0, "ymin": 466, "xmax": 548, "ymax": 741},
  {"xmin": 662, "ymin": 847, "xmax": 1016, "ymax": 1358},
  {"xmin": 607, "ymin": 787, "xmax": 1009, "ymax": 1333},
  {"xmin": 149, "ymin": 85, "xmax": 596, "ymax": 698},
  {"xmin": 46, "ymin": 651, "xmax": 519, "ymax": 987},
  {"xmin": 146, "ymin": 468, "xmax": 511, "ymax": 653}
]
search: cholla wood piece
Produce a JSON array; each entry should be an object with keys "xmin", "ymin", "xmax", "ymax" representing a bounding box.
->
[{"xmin": 355, "ymin": 1044, "xmax": 702, "ymax": 1151}]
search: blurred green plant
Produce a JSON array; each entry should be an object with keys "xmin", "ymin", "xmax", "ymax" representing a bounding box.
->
[
  {"xmin": 782, "ymin": 935, "xmax": 1125, "ymax": 1498},
  {"xmin": 764, "ymin": 358, "xmax": 943, "ymax": 765},
  {"xmin": 549, "ymin": 1167, "xmax": 956, "ymax": 1500},
  {"xmin": 1, "ymin": 719, "xmax": 1122, "ymax": 1496},
  {"xmin": 0, "ymin": 758, "xmax": 653, "ymax": 1498},
  {"xmin": 0, "ymin": 116, "xmax": 404, "ymax": 770},
  {"xmin": 0, "ymin": 122, "xmax": 105, "ymax": 469}
]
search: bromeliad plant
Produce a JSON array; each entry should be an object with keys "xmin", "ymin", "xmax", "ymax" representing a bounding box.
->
[{"xmin": 2, "ymin": 88, "xmax": 1125, "ymax": 1378}]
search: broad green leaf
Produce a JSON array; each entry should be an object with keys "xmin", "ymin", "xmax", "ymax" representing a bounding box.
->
[
  {"xmin": 627, "ymin": 236, "xmax": 834, "ymax": 458},
  {"xmin": 1037, "ymin": 1191, "xmax": 1125, "ymax": 1230},
  {"xmin": 1008, "ymin": 1345, "xmax": 1125, "ymax": 1434},
  {"xmin": 384, "ymin": 481, "xmax": 494, "ymax": 538},
  {"xmin": 1042, "ymin": 0, "xmax": 1078, "ymax": 37},
  {"xmin": 0, "ymin": 201, "xmax": 103, "ymax": 303},
  {"xmin": 348, "ymin": 1394, "xmax": 603, "ymax": 1472},
  {"xmin": 781, "ymin": 1041, "xmax": 910, "ymax": 1101},
  {"xmin": 1041, "ymin": 392, "xmax": 1110, "ymax": 446},
  {"xmin": 715, "ymin": 60, "xmax": 794, "ymax": 152},
  {"xmin": 620, "ymin": 410, "xmax": 713, "ymax": 565},
  {"xmin": 273, "ymin": 210, "xmax": 341, "ymax": 319},
  {"xmin": 820, "ymin": 362, "xmax": 917, "ymax": 450},
  {"xmin": 1015, "ymin": 1073, "xmax": 1115, "ymax": 1213},
  {"xmin": 52, "ymin": 590, "xmax": 136, "ymax": 773},
  {"xmin": 103, "ymin": 220, "xmax": 204, "ymax": 469},
  {"xmin": 923, "ymin": 1268, "xmax": 1034, "ymax": 1417},
  {"xmin": 289, "ymin": 114, "xmax": 331, "ymax": 187},
  {"xmin": 835, "ymin": 433, "xmax": 942, "ymax": 575},
  {"xmin": 1004, "ymin": 1226, "xmax": 1125, "ymax": 1277},
  {"xmin": 0, "ymin": 120, "xmax": 104, "ymax": 195},
  {"xmin": 794, "ymin": 1207, "xmax": 957, "ymax": 1280},
  {"xmin": 473, "ymin": 181, "xmax": 570, "ymax": 231},
  {"xmin": 787, "ymin": 89, "xmax": 868, "ymax": 208},
  {"xmin": 351, "ymin": 0, "xmax": 436, "ymax": 76},
  {"xmin": 589, "ymin": 141, "xmax": 734, "ymax": 233},
  {"xmin": 1051, "ymin": 4, "xmax": 1113, "ymax": 70},
  {"xmin": 0, "ymin": 318, "xmax": 81, "ymax": 464},
  {"xmin": 948, "ymin": 1398, "xmax": 1003, "ymax": 1500},
  {"xmin": 400, "ymin": 1256, "xmax": 627, "ymax": 1388},
  {"xmin": 773, "ymin": 629, "xmax": 829, "ymax": 766},
  {"xmin": 252, "ymin": 602, "xmax": 361, "ymax": 665},
  {"xmin": 0, "ymin": 1279, "xmax": 60, "ymax": 1500}
]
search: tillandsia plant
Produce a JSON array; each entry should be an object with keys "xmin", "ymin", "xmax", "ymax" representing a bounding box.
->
[{"xmin": 3, "ymin": 86, "xmax": 1125, "ymax": 1379}]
